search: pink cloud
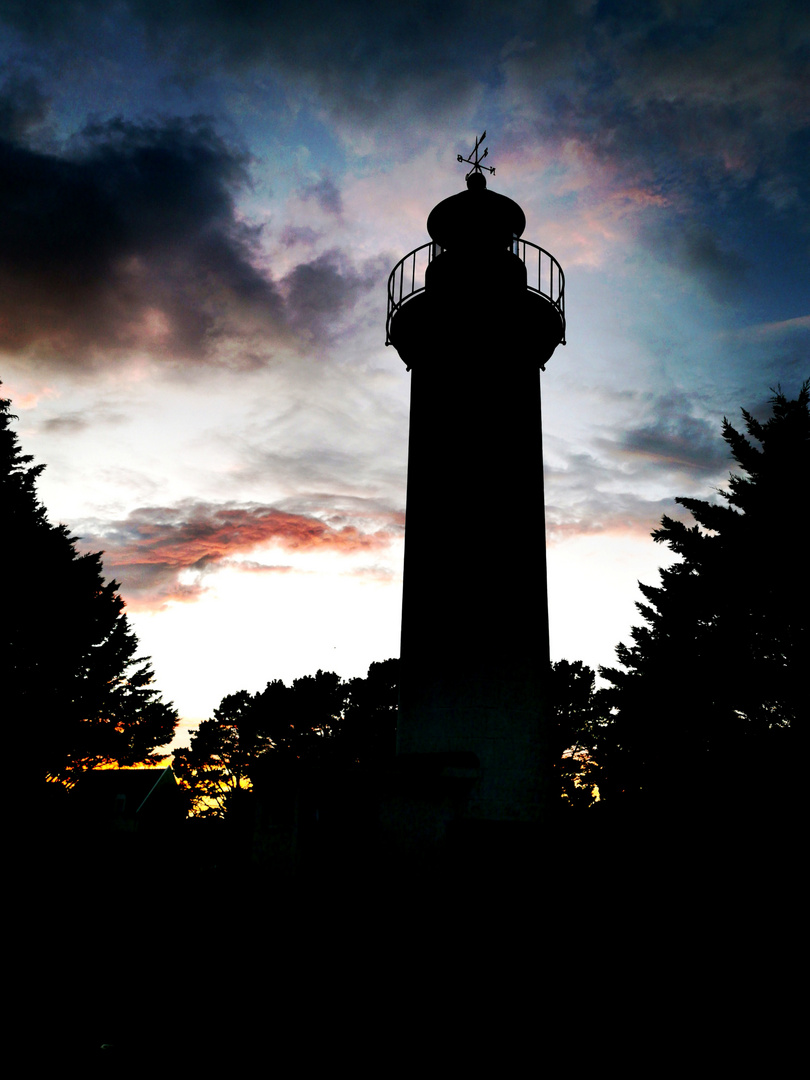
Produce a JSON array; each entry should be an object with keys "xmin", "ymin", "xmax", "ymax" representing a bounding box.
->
[{"xmin": 76, "ymin": 500, "xmax": 402, "ymax": 610}]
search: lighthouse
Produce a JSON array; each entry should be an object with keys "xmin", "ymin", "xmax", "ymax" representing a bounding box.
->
[{"xmin": 386, "ymin": 135, "xmax": 566, "ymax": 837}]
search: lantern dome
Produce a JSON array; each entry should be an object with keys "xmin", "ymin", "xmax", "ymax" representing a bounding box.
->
[{"xmin": 426, "ymin": 173, "xmax": 526, "ymax": 252}]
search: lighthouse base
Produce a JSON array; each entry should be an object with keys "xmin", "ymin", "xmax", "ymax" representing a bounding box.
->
[{"xmin": 379, "ymin": 752, "xmax": 546, "ymax": 865}]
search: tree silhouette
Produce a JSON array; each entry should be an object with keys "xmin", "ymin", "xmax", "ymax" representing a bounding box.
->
[
  {"xmin": 548, "ymin": 659, "xmax": 609, "ymax": 811},
  {"xmin": 284, "ymin": 669, "xmax": 348, "ymax": 763},
  {"xmin": 342, "ymin": 658, "xmax": 399, "ymax": 768},
  {"xmin": 171, "ymin": 689, "xmax": 278, "ymax": 816},
  {"xmin": 1, "ymin": 388, "xmax": 177, "ymax": 788},
  {"xmin": 601, "ymin": 383, "xmax": 808, "ymax": 814},
  {"xmin": 253, "ymin": 678, "xmax": 296, "ymax": 753},
  {"xmin": 174, "ymin": 662, "xmax": 399, "ymax": 816}
]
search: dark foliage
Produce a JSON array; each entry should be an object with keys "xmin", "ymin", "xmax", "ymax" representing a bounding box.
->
[
  {"xmin": 1, "ymin": 388, "xmax": 177, "ymax": 787},
  {"xmin": 342, "ymin": 658, "xmax": 399, "ymax": 767},
  {"xmin": 548, "ymin": 659, "xmax": 610, "ymax": 811},
  {"xmin": 601, "ymin": 382, "xmax": 808, "ymax": 814},
  {"xmin": 170, "ymin": 691, "xmax": 268, "ymax": 817},
  {"xmin": 173, "ymin": 659, "xmax": 399, "ymax": 816}
]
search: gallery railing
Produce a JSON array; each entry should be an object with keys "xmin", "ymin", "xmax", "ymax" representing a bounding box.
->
[{"xmin": 386, "ymin": 238, "xmax": 565, "ymax": 346}]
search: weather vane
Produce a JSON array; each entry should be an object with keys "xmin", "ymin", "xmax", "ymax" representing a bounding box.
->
[{"xmin": 457, "ymin": 131, "xmax": 495, "ymax": 179}]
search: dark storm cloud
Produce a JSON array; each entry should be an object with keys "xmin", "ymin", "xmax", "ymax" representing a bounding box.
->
[
  {"xmin": 0, "ymin": 105, "xmax": 283, "ymax": 365},
  {"xmin": 75, "ymin": 498, "xmax": 401, "ymax": 608},
  {"xmin": 0, "ymin": 92, "xmax": 381, "ymax": 367}
]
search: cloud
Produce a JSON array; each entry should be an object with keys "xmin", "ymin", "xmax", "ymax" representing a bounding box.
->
[
  {"xmin": 0, "ymin": 107, "xmax": 286, "ymax": 366},
  {"xmin": 300, "ymin": 172, "xmax": 343, "ymax": 216},
  {"xmin": 546, "ymin": 390, "xmax": 731, "ymax": 486},
  {"xmin": 732, "ymin": 315, "xmax": 810, "ymax": 341},
  {"xmin": 597, "ymin": 392, "xmax": 732, "ymax": 476},
  {"xmin": 1, "ymin": 3, "xmax": 805, "ymax": 374},
  {"xmin": 74, "ymin": 498, "xmax": 402, "ymax": 609},
  {"xmin": 500, "ymin": 2, "xmax": 810, "ymax": 233},
  {"xmin": 38, "ymin": 403, "xmax": 126, "ymax": 433},
  {"xmin": 0, "ymin": 72, "xmax": 49, "ymax": 141},
  {"xmin": 638, "ymin": 219, "xmax": 750, "ymax": 300},
  {"xmin": 280, "ymin": 225, "xmax": 320, "ymax": 248},
  {"xmin": 0, "ymin": 94, "xmax": 385, "ymax": 369},
  {"xmin": 281, "ymin": 250, "xmax": 388, "ymax": 341},
  {"xmin": 546, "ymin": 490, "xmax": 683, "ymax": 545},
  {"xmin": 542, "ymin": 389, "xmax": 735, "ymax": 543},
  {"xmin": 615, "ymin": 423, "xmax": 729, "ymax": 475},
  {"xmin": 673, "ymin": 225, "xmax": 750, "ymax": 300},
  {"xmin": 5, "ymin": 2, "xmax": 807, "ymax": 166},
  {"xmin": 1, "ymin": 0, "xmax": 486, "ymax": 135},
  {"xmin": 39, "ymin": 412, "xmax": 93, "ymax": 434},
  {"xmin": 139, "ymin": 0, "xmax": 487, "ymax": 130},
  {"xmin": 543, "ymin": 445, "xmax": 688, "ymax": 546},
  {"xmin": 5, "ymin": 3, "xmax": 806, "ymax": 226}
]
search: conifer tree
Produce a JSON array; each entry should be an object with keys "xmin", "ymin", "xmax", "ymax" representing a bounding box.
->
[
  {"xmin": 1, "ymin": 388, "xmax": 177, "ymax": 787},
  {"xmin": 601, "ymin": 383, "xmax": 808, "ymax": 811}
]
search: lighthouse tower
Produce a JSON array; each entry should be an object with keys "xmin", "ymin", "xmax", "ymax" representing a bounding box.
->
[{"xmin": 386, "ymin": 135, "xmax": 566, "ymax": 835}]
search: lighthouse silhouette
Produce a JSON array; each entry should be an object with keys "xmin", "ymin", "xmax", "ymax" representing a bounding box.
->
[{"xmin": 386, "ymin": 135, "xmax": 566, "ymax": 844}]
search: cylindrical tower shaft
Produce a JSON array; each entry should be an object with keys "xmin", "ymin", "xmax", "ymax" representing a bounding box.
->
[{"xmin": 387, "ymin": 165, "xmax": 565, "ymax": 830}]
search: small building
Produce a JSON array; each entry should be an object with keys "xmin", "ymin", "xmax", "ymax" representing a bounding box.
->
[{"xmin": 70, "ymin": 765, "xmax": 186, "ymax": 835}]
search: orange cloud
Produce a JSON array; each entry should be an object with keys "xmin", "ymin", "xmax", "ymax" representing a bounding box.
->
[{"xmin": 76, "ymin": 500, "xmax": 403, "ymax": 610}]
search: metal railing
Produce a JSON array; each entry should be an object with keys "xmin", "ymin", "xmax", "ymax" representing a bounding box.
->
[
  {"xmin": 514, "ymin": 239, "xmax": 566, "ymax": 343},
  {"xmin": 385, "ymin": 241, "xmax": 440, "ymax": 345},
  {"xmin": 385, "ymin": 238, "xmax": 565, "ymax": 345}
]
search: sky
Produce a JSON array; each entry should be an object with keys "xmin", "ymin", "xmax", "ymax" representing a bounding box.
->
[{"xmin": 1, "ymin": 0, "xmax": 807, "ymax": 747}]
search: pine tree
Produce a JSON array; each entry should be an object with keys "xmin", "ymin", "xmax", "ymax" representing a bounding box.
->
[
  {"xmin": 601, "ymin": 383, "xmax": 808, "ymax": 813},
  {"xmin": 1, "ymin": 388, "xmax": 177, "ymax": 788}
]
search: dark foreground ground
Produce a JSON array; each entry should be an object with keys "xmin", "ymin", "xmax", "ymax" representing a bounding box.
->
[{"xmin": 19, "ymin": 802, "xmax": 797, "ymax": 1074}]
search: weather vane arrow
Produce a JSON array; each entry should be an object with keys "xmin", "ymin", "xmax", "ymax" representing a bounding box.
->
[{"xmin": 457, "ymin": 130, "xmax": 495, "ymax": 178}]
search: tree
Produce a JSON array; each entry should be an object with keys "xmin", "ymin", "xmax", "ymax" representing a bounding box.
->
[
  {"xmin": 548, "ymin": 659, "xmax": 609, "ymax": 811},
  {"xmin": 283, "ymin": 669, "xmax": 348, "ymax": 762},
  {"xmin": 171, "ymin": 690, "xmax": 277, "ymax": 817},
  {"xmin": 1, "ymin": 388, "xmax": 177, "ymax": 788},
  {"xmin": 601, "ymin": 383, "xmax": 808, "ymax": 813},
  {"xmin": 342, "ymin": 658, "xmax": 399, "ymax": 767},
  {"xmin": 173, "ymin": 672, "xmax": 347, "ymax": 816},
  {"xmin": 174, "ymin": 662, "xmax": 400, "ymax": 817}
]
